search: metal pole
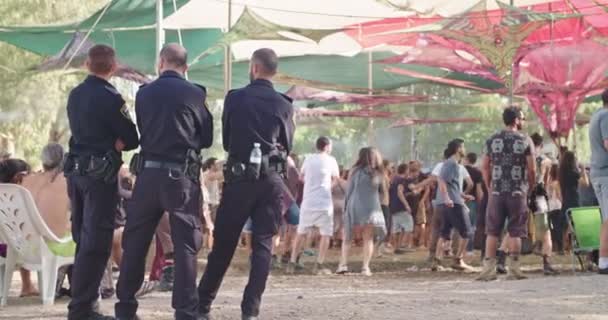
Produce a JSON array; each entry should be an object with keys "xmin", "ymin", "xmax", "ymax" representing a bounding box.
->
[
  {"xmin": 367, "ymin": 51, "xmax": 374, "ymax": 146},
  {"xmin": 156, "ymin": 0, "xmax": 165, "ymax": 76},
  {"xmin": 172, "ymin": 0, "xmax": 188, "ymax": 79},
  {"xmin": 509, "ymin": 0, "xmax": 514, "ymax": 105},
  {"xmin": 224, "ymin": 0, "xmax": 233, "ymax": 95}
]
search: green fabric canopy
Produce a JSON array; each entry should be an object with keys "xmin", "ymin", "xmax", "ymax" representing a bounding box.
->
[{"xmin": 0, "ymin": 0, "xmax": 504, "ymax": 94}]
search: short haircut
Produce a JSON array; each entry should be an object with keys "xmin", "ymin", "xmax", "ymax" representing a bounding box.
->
[
  {"xmin": 160, "ymin": 43, "xmax": 188, "ymax": 68},
  {"xmin": 41, "ymin": 143, "xmax": 64, "ymax": 171},
  {"xmin": 466, "ymin": 152, "xmax": 477, "ymax": 165},
  {"xmin": 602, "ymin": 89, "xmax": 608, "ymax": 106},
  {"xmin": 397, "ymin": 163, "xmax": 408, "ymax": 175},
  {"xmin": 87, "ymin": 44, "xmax": 116, "ymax": 75},
  {"xmin": 202, "ymin": 157, "xmax": 218, "ymax": 171},
  {"xmin": 530, "ymin": 132, "xmax": 543, "ymax": 147},
  {"xmin": 503, "ymin": 106, "xmax": 523, "ymax": 126},
  {"xmin": 316, "ymin": 136, "xmax": 331, "ymax": 151},
  {"xmin": 446, "ymin": 138, "xmax": 464, "ymax": 157},
  {"xmin": 251, "ymin": 48, "xmax": 278, "ymax": 75}
]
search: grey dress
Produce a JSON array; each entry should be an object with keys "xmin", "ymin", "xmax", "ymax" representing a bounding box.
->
[{"xmin": 344, "ymin": 166, "xmax": 387, "ymax": 241}]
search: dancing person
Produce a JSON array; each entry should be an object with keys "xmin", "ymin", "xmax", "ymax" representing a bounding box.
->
[
  {"xmin": 547, "ymin": 164, "xmax": 564, "ymax": 255},
  {"xmin": 337, "ymin": 147, "xmax": 387, "ymax": 276},
  {"xmin": 378, "ymin": 160, "xmax": 393, "ymax": 253},
  {"xmin": 559, "ymin": 151, "xmax": 589, "ymax": 252},
  {"xmin": 477, "ymin": 106, "xmax": 535, "ymax": 281},
  {"xmin": 287, "ymin": 136, "xmax": 339, "ymax": 275},
  {"xmin": 407, "ymin": 161, "xmax": 429, "ymax": 248},
  {"xmin": 389, "ymin": 163, "xmax": 413, "ymax": 253},
  {"xmin": 332, "ymin": 168, "xmax": 348, "ymax": 249},
  {"xmin": 434, "ymin": 139, "xmax": 474, "ymax": 270},
  {"xmin": 529, "ymin": 133, "xmax": 559, "ymax": 275}
]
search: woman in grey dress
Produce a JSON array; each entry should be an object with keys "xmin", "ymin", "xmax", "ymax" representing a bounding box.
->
[{"xmin": 337, "ymin": 147, "xmax": 387, "ymax": 276}]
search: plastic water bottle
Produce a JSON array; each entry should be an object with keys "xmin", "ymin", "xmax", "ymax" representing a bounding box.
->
[{"xmin": 249, "ymin": 142, "xmax": 262, "ymax": 179}]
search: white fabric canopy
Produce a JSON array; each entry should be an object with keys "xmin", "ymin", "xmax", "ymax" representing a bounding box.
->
[
  {"xmin": 164, "ymin": 0, "xmax": 556, "ymax": 31},
  {"xmin": 163, "ymin": 0, "xmax": 407, "ymax": 30}
]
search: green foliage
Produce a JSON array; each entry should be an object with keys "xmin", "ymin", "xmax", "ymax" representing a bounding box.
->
[{"xmin": 0, "ymin": 0, "xmax": 106, "ymax": 168}]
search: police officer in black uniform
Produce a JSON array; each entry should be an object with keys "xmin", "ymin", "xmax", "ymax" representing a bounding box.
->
[
  {"xmin": 197, "ymin": 48, "xmax": 295, "ymax": 320},
  {"xmin": 115, "ymin": 43, "xmax": 213, "ymax": 320},
  {"xmin": 65, "ymin": 44, "xmax": 139, "ymax": 320}
]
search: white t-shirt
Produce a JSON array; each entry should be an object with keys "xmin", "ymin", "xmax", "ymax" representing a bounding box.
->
[{"xmin": 300, "ymin": 153, "xmax": 340, "ymax": 213}]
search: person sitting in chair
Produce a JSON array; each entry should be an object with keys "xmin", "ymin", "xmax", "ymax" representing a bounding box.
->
[{"xmin": 0, "ymin": 158, "xmax": 34, "ymax": 297}]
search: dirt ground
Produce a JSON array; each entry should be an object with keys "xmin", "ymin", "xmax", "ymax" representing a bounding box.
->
[{"xmin": 1, "ymin": 247, "xmax": 607, "ymax": 320}]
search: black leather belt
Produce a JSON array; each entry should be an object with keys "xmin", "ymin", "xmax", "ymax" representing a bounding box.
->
[{"xmin": 144, "ymin": 161, "xmax": 183, "ymax": 170}]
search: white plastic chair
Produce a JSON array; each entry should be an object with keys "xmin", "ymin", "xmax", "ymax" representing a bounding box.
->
[{"xmin": 0, "ymin": 184, "xmax": 74, "ymax": 306}]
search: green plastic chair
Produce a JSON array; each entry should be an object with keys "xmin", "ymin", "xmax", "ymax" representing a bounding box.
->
[{"xmin": 567, "ymin": 207, "xmax": 602, "ymax": 273}]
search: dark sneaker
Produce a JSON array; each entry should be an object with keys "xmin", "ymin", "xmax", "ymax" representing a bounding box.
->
[
  {"xmin": 496, "ymin": 251, "xmax": 507, "ymax": 274},
  {"xmin": 598, "ymin": 268, "xmax": 608, "ymax": 275},
  {"xmin": 158, "ymin": 265, "xmax": 174, "ymax": 292},
  {"xmin": 271, "ymin": 255, "xmax": 282, "ymax": 270},
  {"xmin": 100, "ymin": 287, "xmax": 115, "ymax": 299},
  {"xmin": 543, "ymin": 263, "xmax": 560, "ymax": 276},
  {"xmin": 86, "ymin": 312, "xmax": 116, "ymax": 320}
]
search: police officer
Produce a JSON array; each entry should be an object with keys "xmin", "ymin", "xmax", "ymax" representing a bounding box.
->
[
  {"xmin": 115, "ymin": 43, "xmax": 213, "ymax": 320},
  {"xmin": 65, "ymin": 44, "xmax": 139, "ymax": 320},
  {"xmin": 197, "ymin": 48, "xmax": 295, "ymax": 320}
]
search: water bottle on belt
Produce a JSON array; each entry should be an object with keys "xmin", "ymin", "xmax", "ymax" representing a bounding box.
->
[{"xmin": 248, "ymin": 142, "xmax": 262, "ymax": 180}]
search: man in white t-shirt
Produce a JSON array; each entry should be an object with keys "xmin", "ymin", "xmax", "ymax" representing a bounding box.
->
[{"xmin": 287, "ymin": 136, "xmax": 339, "ymax": 275}]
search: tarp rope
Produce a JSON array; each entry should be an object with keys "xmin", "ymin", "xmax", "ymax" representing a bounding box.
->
[{"xmin": 62, "ymin": 2, "xmax": 112, "ymax": 70}]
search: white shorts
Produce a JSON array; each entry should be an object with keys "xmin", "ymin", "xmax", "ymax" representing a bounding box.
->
[
  {"xmin": 592, "ymin": 176, "xmax": 608, "ymax": 221},
  {"xmin": 297, "ymin": 210, "xmax": 334, "ymax": 237},
  {"xmin": 392, "ymin": 211, "xmax": 414, "ymax": 233}
]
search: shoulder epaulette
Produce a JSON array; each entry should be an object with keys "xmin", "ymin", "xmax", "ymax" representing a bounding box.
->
[
  {"xmin": 280, "ymin": 93, "xmax": 294, "ymax": 103},
  {"xmin": 104, "ymin": 85, "xmax": 121, "ymax": 96},
  {"xmin": 193, "ymin": 83, "xmax": 207, "ymax": 94}
]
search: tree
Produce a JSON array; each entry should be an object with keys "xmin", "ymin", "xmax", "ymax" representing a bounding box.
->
[{"xmin": 0, "ymin": 0, "xmax": 106, "ymax": 167}]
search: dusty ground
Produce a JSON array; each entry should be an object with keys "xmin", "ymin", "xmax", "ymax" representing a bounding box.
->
[{"xmin": 1, "ymin": 247, "xmax": 607, "ymax": 320}]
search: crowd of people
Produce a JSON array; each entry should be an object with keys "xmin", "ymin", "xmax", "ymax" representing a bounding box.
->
[
  {"xmin": 0, "ymin": 109, "xmax": 602, "ymax": 295},
  {"xmin": 1, "ymin": 43, "xmax": 608, "ymax": 320}
]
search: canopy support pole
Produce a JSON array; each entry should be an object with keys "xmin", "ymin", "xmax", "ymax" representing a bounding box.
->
[
  {"xmin": 172, "ymin": 0, "xmax": 188, "ymax": 79},
  {"xmin": 508, "ymin": 0, "xmax": 514, "ymax": 106},
  {"xmin": 367, "ymin": 51, "xmax": 375, "ymax": 146},
  {"xmin": 156, "ymin": 0, "xmax": 165, "ymax": 76},
  {"xmin": 224, "ymin": 0, "xmax": 233, "ymax": 95}
]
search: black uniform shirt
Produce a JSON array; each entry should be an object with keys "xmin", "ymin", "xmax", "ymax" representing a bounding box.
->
[
  {"xmin": 222, "ymin": 79, "xmax": 295, "ymax": 163},
  {"xmin": 67, "ymin": 75, "xmax": 139, "ymax": 155},
  {"xmin": 136, "ymin": 70, "xmax": 213, "ymax": 162}
]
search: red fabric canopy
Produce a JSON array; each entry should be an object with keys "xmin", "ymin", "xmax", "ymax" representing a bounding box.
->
[
  {"xmin": 390, "ymin": 117, "xmax": 481, "ymax": 127},
  {"xmin": 285, "ymin": 86, "xmax": 428, "ymax": 107},
  {"xmin": 296, "ymin": 108, "xmax": 393, "ymax": 118}
]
